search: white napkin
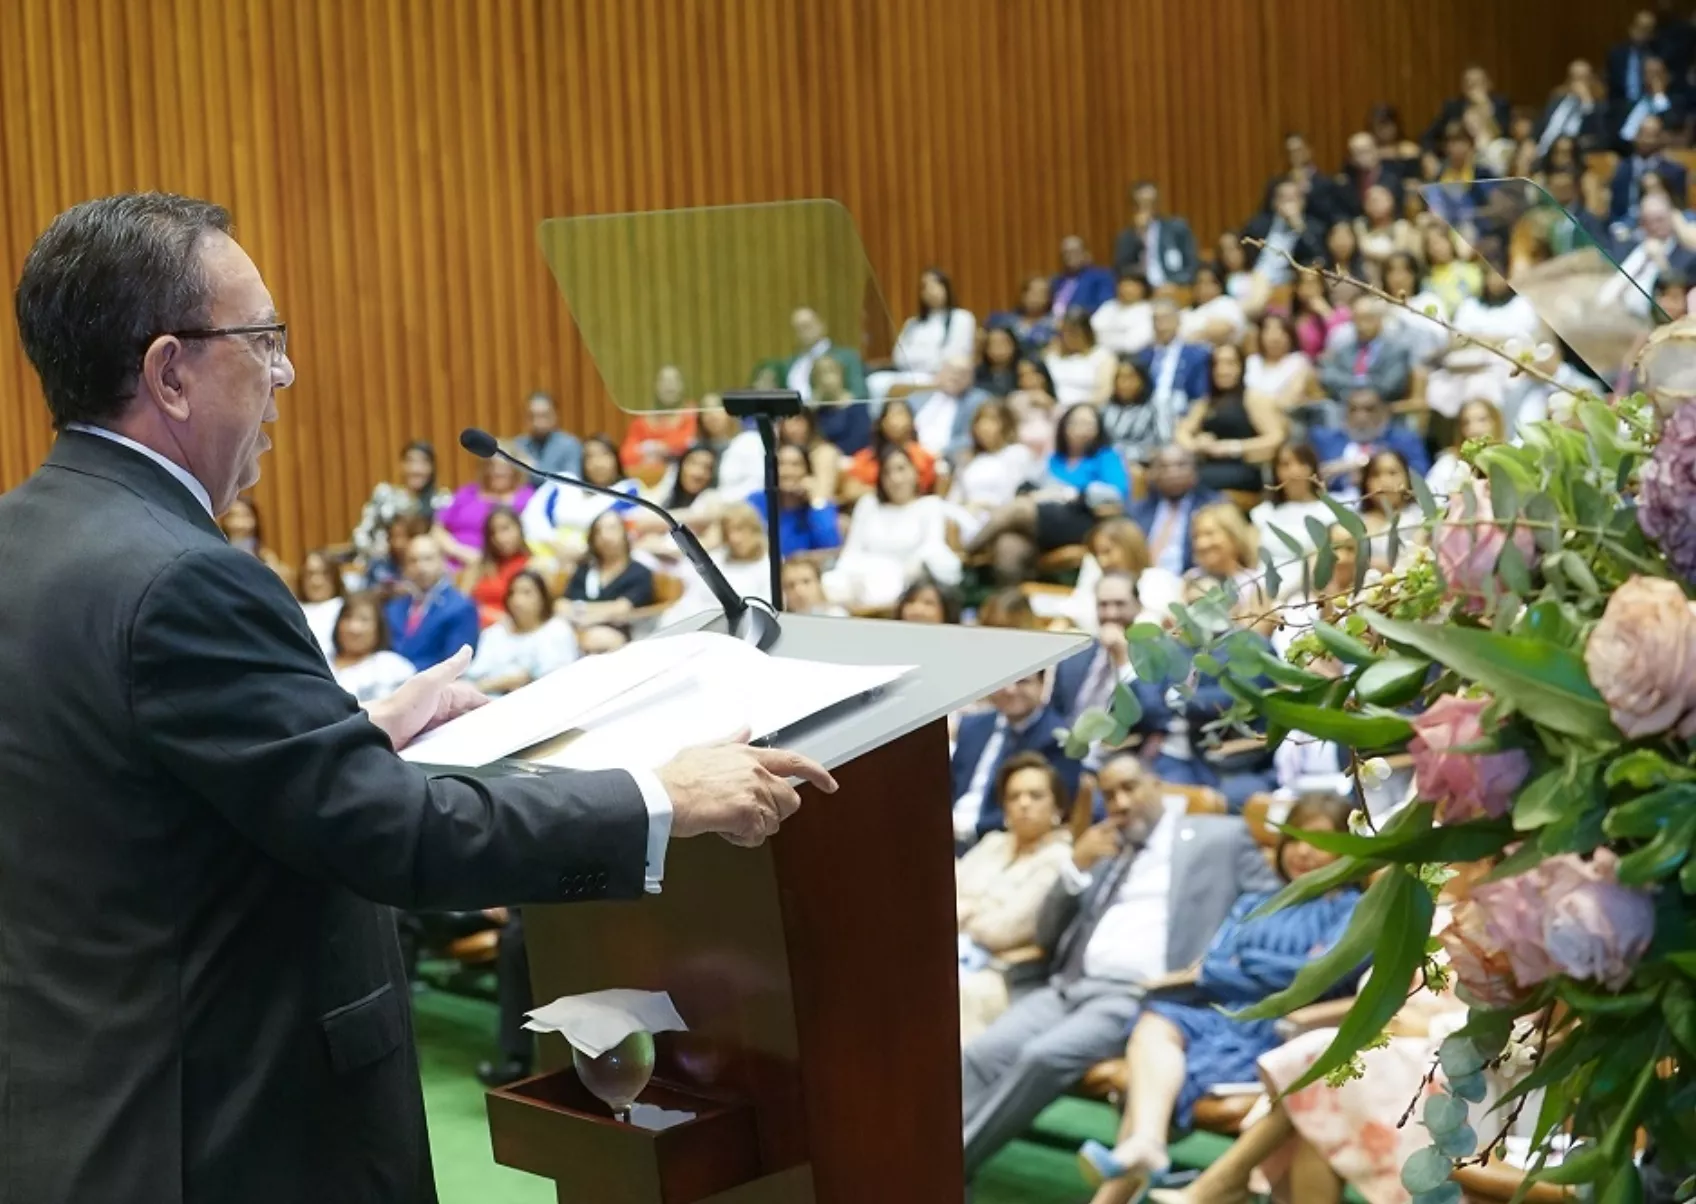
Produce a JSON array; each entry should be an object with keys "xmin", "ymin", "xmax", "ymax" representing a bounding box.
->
[{"xmin": 522, "ymin": 989, "xmax": 688, "ymax": 1058}]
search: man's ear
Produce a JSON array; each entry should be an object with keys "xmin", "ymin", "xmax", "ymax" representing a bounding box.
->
[{"xmin": 139, "ymin": 336, "xmax": 191, "ymax": 423}]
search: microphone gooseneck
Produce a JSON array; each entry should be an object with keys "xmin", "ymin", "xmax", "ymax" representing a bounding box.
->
[{"xmin": 458, "ymin": 427, "xmax": 779, "ymax": 651}]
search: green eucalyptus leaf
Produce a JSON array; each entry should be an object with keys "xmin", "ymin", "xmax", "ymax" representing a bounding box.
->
[
  {"xmin": 1560, "ymin": 550, "xmax": 1601, "ymax": 598},
  {"xmin": 1487, "ymin": 463, "xmax": 1521, "ymax": 525},
  {"xmin": 1410, "ymin": 469, "xmax": 1440, "ymax": 520},
  {"xmin": 1402, "ymin": 1147, "xmax": 1455, "ymax": 1195},
  {"xmin": 1320, "ymin": 492, "xmax": 1369, "ymax": 542},
  {"xmin": 1513, "ymin": 764, "xmax": 1593, "ymax": 832},
  {"xmin": 1269, "ymin": 523, "xmax": 1308, "ymax": 560},
  {"xmin": 1313, "ymin": 542, "xmax": 1337, "ymax": 603},
  {"xmin": 1193, "ymin": 652, "xmax": 1223, "ymax": 677},
  {"xmin": 1495, "ymin": 538, "xmax": 1534, "ymax": 597},
  {"xmin": 1361, "ymin": 610, "xmax": 1616, "ymax": 741},
  {"xmin": 1356, "ymin": 655, "xmax": 1431, "ymax": 706},
  {"xmin": 1448, "ymin": 1071, "xmax": 1488, "ymax": 1103},
  {"xmin": 1604, "ymin": 751, "xmax": 1696, "ymax": 790},
  {"xmin": 1256, "ymin": 694, "xmax": 1413, "ymax": 749},
  {"xmin": 1108, "ymin": 683, "xmax": 1143, "ymax": 729},
  {"xmin": 1248, "ymin": 649, "xmax": 1330, "ymax": 690},
  {"xmin": 1572, "ymin": 479, "xmax": 1612, "ymax": 531},
  {"xmin": 1602, "ymin": 785, "xmax": 1696, "ymax": 839},
  {"xmin": 1438, "ymin": 1035, "xmax": 1487, "ymax": 1078},
  {"xmin": 1432, "ymin": 1123, "xmax": 1478, "ymax": 1159},
  {"xmin": 1312, "ymin": 620, "xmax": 1379, "ymax": 666},
  {"xmin": 1423, "ymin": 1093, "xmax": 1471, "ymax": 1136},
  {"xmin": 1520, "ymin": 599, "xmax": 1579, "ymax": 645},
  {"xmin": 1259, "ymin": 547, "xmax": 1283, "ymax": 599},
  {"xmin": 1522, "ymin": 493, "xmax": 1562, "ymax": 554},
  {"xmin": 1412, "ymin": 1183, "xmax": 1463, "ymax": 1204}
]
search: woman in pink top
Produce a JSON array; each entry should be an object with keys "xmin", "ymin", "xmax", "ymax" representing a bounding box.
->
[{"xmin": 434, "ymin": 452, "xmax": 534, "ymax": 570}]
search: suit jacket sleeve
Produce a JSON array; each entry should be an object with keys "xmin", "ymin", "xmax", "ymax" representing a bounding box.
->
[
  {"xmin": 1034, "ymin": 874, "xmax": 1082, "ymax": 954},
  {"xmin": 1233, "ymin": 822, "xmax": 1283, "ymax": 896},
  {"xmin": 130, "ymin": 547, "xmax": 651, "ymax": 909}
]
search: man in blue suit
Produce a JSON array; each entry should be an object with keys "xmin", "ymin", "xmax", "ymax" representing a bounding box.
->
[
  {"xmin": 1309, "ymin": 388, "xmax": 1431, "ymax": 492},
  {"xmin": 385, "ymin": 534, "xmax": 481, "ymax": 670},
  {"xmin": 1608, "ymin": 115, "xmax": 1689, "ymax": 223},
  {"xmin": 1134, "ymin": 301, "xmax": 1211, "ymax": 419},
  {"xmin": 951, "ymin": 673, "xmax": 1081, "ymax": 851},
  {"xmin": 1125, "ymin": 447, "xmax": 1220, "ymax": 577},
  {"xmin": 1051, "ymin": 236, "xmax": 1116, "ymax": 316},
  {"xmin": 1050, "ymin": 572, "xmax": 1140, "ymax": 735}
]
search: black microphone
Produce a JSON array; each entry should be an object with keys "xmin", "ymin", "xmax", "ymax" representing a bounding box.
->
[{"xmin": 459, "ymin": 428, "xmax": 780, "ymax": 651}]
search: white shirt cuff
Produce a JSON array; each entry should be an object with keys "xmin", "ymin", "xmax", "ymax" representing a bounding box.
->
[
  {"xmin": 1059, "ymin": 858, "xmax": 1095, "ymax": 895},
  {"xmin": 629, "ymin": 768, "xmax": 672, "ymax": 894}
]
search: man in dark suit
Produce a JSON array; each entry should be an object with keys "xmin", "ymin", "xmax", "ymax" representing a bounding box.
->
[
  {"xmin": 1609, "ymin": 114, "xmax": 1689, "ymax": 221},
  {"xmin": 385, "ymin": 532, "xmax": 481, "ymax": 669},
  {"xmin": 0, "ymin": 193, "xmax": 835, "ymax": 1204},
  {"xmin": 1049, "ymin": 572, "xmax": 1140, "ymax": 734},
  {"xmin": 1242, "ymin": 179, "xmax": 1327, "ymax": 285},
  {"xmin": 1134, "ymin": 300, "xmax": 1213, "ymax": 415},
  {"xmin": 1338, "ymin": 132, "xmax": 1406, "ymax": 217},
  {"xmin": 1126, "ymin": 447, "xmax": 1221, "ymax": 577},
  {"xmin": 951, "ymin": 673, "xmax": 1082, "ymax": 850},
  {"xmin": 1609, "ymin": 9, "xmax": 1662, "ymax": 106},
  {"xmin": 1614, "ymin": 56, "xmax": 1690, "ymax": 152},
  {"xmin": 1546, "ymin": 167, "xmax": 1614, "ymax": 253},
  {"xmin": 1534, "ymin": 60, "xmax": 1611, "ymax": 157},
  {"xmin": 1310, "ymin": 388, "xmax": 1432, "ymax": 489},
  {"xmin": 1112, "ymin": 181, "xmax": 1199, "ymax": 287},
  {"xmin": 1317, "ymin": 296, "xmax": 1415, "ymax": 406},
  {"xmin": 1421, "ymin": 65, "xmax": 1512, "ymax": 151},
  {"xmin": 961, "ymin": 753, "xmax": 1280, "ymax": 1176},
  {"xmin": 1051, "ymin": 235, "xmax": 1118, "ymax": 316},
  {"xmin": 782, "ymin": 306, "xmax": 871, "ymax": 453},
  {"xmin": 1258, "ymin": 133, "xmax": 1351, "ymax": 228}
]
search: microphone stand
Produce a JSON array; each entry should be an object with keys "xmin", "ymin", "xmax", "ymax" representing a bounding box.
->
[{"xmin": 721, "ymin": 389, "xmax": 803, "ymax": 609}]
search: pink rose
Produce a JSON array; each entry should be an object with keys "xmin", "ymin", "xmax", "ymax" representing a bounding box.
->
[
  {"xmin": 1439, "ymin": 899, "xmax": 1530, "ymax": 1008},
  {"xmin": 1408, "ymin": 694, "xmax": 1530, "ymax": 824},
  {"xmin": 1435, "ymin": 480, "xmax": 1537, "ymax": 602},
  {"xmin": 1443, "ymin": 851, "xmax": 1656, "ymax": 1003},
  {"xmin": 1584, "ymin": 576, "xmax": 1696, "ymax": 739}
]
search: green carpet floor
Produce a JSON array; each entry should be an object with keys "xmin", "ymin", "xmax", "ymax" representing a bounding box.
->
[{"xmin": 414, "ymin": 989, "xmax": 1233, "ymax": 1204}]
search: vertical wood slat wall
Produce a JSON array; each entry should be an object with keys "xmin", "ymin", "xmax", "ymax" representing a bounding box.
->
[{"xmin": 0, "ymin": 0, "xmax": 1638, "ymax": 563}]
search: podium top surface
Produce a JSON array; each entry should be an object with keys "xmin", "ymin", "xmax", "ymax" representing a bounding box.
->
[{"xmin": 667, "ymin": 611, "xmax": 1089, "ymax": 771}]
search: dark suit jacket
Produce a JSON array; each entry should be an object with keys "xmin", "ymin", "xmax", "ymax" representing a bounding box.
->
[
  {"xmin": 951, "ymin": 705, "xmax": 1082, "ymax": 839},
  {"xmin": 1609, "ymin": 155, "xmax": 1690, "ymax": 221},
  {"xmin": 1125, "ymin": 489, "xmax": 1222, "ymax": 573},
  {"xmin": 1310, "ymin": 423, "xmax": 1433, "ymax": 479},
  {"xmin": 1050, "ymin": 645, "xmax": 1109, "ymax": 731},
  {"xmin": 1050, "ymin": 266, "xmax": 1117, "ymax": 315},
  {"xmin": 1608, "ymin": 41, "xmax": 1654, "ymax": 104},
  {"xmin": 1317, "ymin": 335, "xmax": 1415, "ymax": 403},
  {"xmin": 1422, "ymin": 93, "xmax": 1512, "ymax": 150},
  {"xmin": 1112, "ymin": 217, "xmax": 1200, "ymax": 284},
  {"xmin": 1534, "ymin": 92, "xmax": 1610, "ymax": 153},
  {"xmin": 1034, "ymin": 814, "xmax": 1280, "ymax": 979},
  {"xmin": 0, "ymin": 431, "xmax": 652, "ymax": 1204},
  {"xmin": 1239, "ymin": 211, "xmax": 1326, "ymax": 272},
  {"xmin": 385, "ymin": 582, "xmax": 481, "ymax": 671},
  {"xmin": 1133, "ymin": 340, "xmax": 1213, "ymax": 404}
]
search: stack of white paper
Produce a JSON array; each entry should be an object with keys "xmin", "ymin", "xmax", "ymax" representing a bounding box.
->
[{"xmin": 399, "ymin": 630, "xmax": 911, "ymax": 770}]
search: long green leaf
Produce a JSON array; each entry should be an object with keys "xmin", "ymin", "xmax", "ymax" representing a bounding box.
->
[
  {"xmin": 1410, "ymin": 469, "xmax": 1439, "ymax": 519},
  {"xmin": 1311, "ymin": 621, "xmax": 1378, "ymax": 666},
  {"xmin": 1257, "ymin": 694, "xmax": 1413, "ymax": 749},
  {"xmin": 1320, "ymin": 492, "xmax": 1369, "ymax": 541},
  {"xmin": 1362, "ymin": 611, "xmax": 1617, "ymax": 741},
  {"xmin": 1355, "ymin": 656, "xmax": 1431, "ymax": 706},
  {"xmin": 1276, "ymin": 813, "xmax": 1514, "ymax": 865},
  {"xmin": 1276, "ymin": 871, "xmax": 1436, "ymax": 1092},
  {"xmin": 1246, "ymin": 852, "xmax": 1382, "ymax": 921}
]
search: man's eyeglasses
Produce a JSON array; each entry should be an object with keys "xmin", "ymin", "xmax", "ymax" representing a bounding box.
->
[{"xmin": 166, "ymin": 322, "xmax": 289, "ymax": 364}]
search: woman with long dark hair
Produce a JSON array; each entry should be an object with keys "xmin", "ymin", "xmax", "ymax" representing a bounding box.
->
[
  {"xmin": 351, "ymin": 440, "xmax": 454, "ymax": 562},
  {"xmin": 871, "ymin": 266, "xmax": 979, "ymax": 399}
]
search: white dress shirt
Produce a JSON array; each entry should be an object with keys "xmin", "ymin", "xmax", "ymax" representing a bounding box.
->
[
  {"xmin": 913, "ymin": 391, "xmax": 961, "ymax": 456},
  {"xmin": 1071, "ymin": 797, "xmax": 1183, "ymax": 983},
  {"xmin": 787, "ymin": 338, "xmax": 833, "ymax": 399},
  {"xmin": 1091, "ymin": 300, "xmax": 1155, "ymax": 356},
  {"xmin": 67, "ymin": 425, "xmax": 676, "ymax": 892}
]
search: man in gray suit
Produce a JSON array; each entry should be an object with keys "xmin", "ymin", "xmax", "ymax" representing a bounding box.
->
[
  {"xmin": 1317, "ymin": 295, "xmax": 1413, "ymax": 409},
  {"xmin": 961, "ymin": 753, "xmax": 1280, "ymax": 1176},
  {"xmin": 908, "ymin": 356, "xmax": 991, "ymax": 462}
]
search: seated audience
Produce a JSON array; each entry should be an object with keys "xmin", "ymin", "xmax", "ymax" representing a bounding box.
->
[
  {"xmin": 365, "ymin": 513, "xmax": 432, "ymax": 600},
  {"xmin": 461, "ymin": 505, "xmax": 533, "ymax": 628},
  {"xmin": 1175, "ymin": 343, "xmax": 1285, "ymax": 496},
  {"xmin": 1339, "ymin": 132, "xmax": 1406, "ymax": 219},
  {"xmin": 1259, "ymin": 132, "xmax": 1350, "ymax": 227},
  {"xmin": 352, "ymin": 440, "xmax": 453, "ymax": 562},
  {"xmin": 1178, "ymin": 263, "xmax": 1248, "ymax": 345},
  {"xmin": 1128, "ymin": 447, "xmax": 1222, "ymax": 577},
  {"xmin": 633, "ymin": 444, "xmax": 723, "ymax": 567},
  {"xmin": 1045, "ymin": 311, "xmax": 1119, "ymax": 405},
  {"xmin": 1007, "ymin": 357, "xmax": 1062, "ymax": 467},
  {"xmin": 1113, "ymin": 181, "xmax": 1199, "ymax": 286},
  {"xmin": 957, "ymin": 754, "xmax": 1077, "ymax": 1045},
  {"xmin": 1099, "ymin": 356, "xmax": 1171, "ymax": 472},
  {"xmin": 521, "ymin": 434, "xmax": 640, "ymax": 564},
  {"xmin": 1287, "ymin": 271, "xmax": 1347, "ymax": 361},
  {"xmin": 1380, "ymin": 252, "xmax": 1450, "ymax": 369},
  {"xmin": 780, "ymin": 558, "xmax": 847, "ymax": 617},
  {"xmin": 435, "ymin": 451, "xmax": 534, "ymax": 570},
  {"xmin": 950, "ymin": 672, "xmax": 1082, "ymax": 850},
  {"xmin": 1609, "ymin": 115, "xmax": 1688, "ymax": 223},
  {"xmin": 1317, "ymin": 296, "xmax": 1413, "ymax": 410},
  {"xmin": 220, "ymin": 495, "xmax": 291, "ymax": 587},
  {"xmin": 749, "ymin": 443, "xmax": 844, "ymax": 557},
  {"xmin": 1077, "ymin": 794, "xmax": 1362, "ymax": 1200},
  {"xmin": 1421, "ymin": 225, "xmax": 1483, "ymax": 316},
  {"xmin": 1369, "ymin": 103, "xmax": 1425, "ymax": 180},
  {"xmin": 1534, "ymin": 58, "xmax": 1607, "ymax": 157},
  {"xmin": 1051, "ymin": 235, "xmax": 1117, "ymax": 315},
  {"xmin": 895, "ymin": 573, "xmax": 963, "ymax": 624},
  {"xmin": 1244, "ymin": 312, "xmax": 1316, "ymax": 419},
  {"xmin": 665, "ymin": 501, "xmax": 776, "ymax": 621},
  {"xmin": 563, "ymin": 509, "xmax": 656, "ymax": 628},
  {"xmin": 947, "ymin": 400, "xmax": 1032, "ymax": 540},
  {"xmin": 784, "ymin": 308, "xmax": 871, "ymax": 454},
  {"xmin": 777, "ymin": 404, "xmax": 843, "ymax": 503},
  {"xmin": 1242, "ymin": 179, "xmax": 1326, "ymax": 286},
  {"xmin": 330, "ymin": 592, "xmax": 417, "ymax": 702},
  {"xmin": 619, "ymin": 366, "xmax": 700, "ymax": 481},
  {"xmin": 1251, "ymin": 441, "xmax": 1333, "ymax": 558},
  {"xmin": 1320, "ymin": 220, "xmax": 1368, "ymax": 282},
  {"xmin": 1090, "ymin": 270, "xmax": 1156, "ymax": 357},
  {"xmin": 512, "ymin": 390, "xmax": 582, "ymax": 482},
  {"xmin": 1181, "ymin": 503, "xmax": 1268, "ymax": 609},
  {"xmin": 1357, "ymin": 449, "xmax": 1427, "ymax": 569},
  {"xmin": 696, "ymin": 396, "xmax": 764, "ymax": 500},
  {"xmin": 990, "ymin": 275, "xmax": 1060, "ymax": 356},
  {"xmin": 1428, "ymin": 269, "xmax": 1546, "ymax": 423},
  {"xmin": 386, "ymin": 534, "xmax": 480, "ymax": 670},
  {"xmin": 1425, "ymin": 123, "xmax": 1486, "ymax": 233},
  {"xmin": 1134, "ymin": 300, "xmax": 1212, "ymax": 417},
  {"xmin": 824, "ymin": 447, "xmax": 961, "ymax": 608},
  {"xmin": 1039, "ymin": 517, "xmax": 1183, "ymax": 634},
  {"xmin": 468, "ymin": 569, "xmax": 578, "ymax": 695},
  {"xmin": 1428, "ymin": 398, "xmax": 1503, "ymax": 499},
  {"xmin": 975, "ymin": 324, "xmax": 1024, "ymax": 398},
  {"xmin": 909, "ymin": 357, "xmax": 992, "ymax": 461},
  {"xmin": 966, "ymin": 404, "xmax": 1130, "ymax": 582},
  {"xmin": 842, "ymin": 398, "xmax": 937, "ymax": 505},
  {"xmin": 1614, "ymin": 55, "xmax": 1688, "ymax": 152},
  {"xmin": 961, "ymin": 754, "xmax": 1280, "ymax": 1177},
  {"xmin": 295, "ymin": 549, "xmax": 345, "ymax": 660},
  {"xmin": 1309, "ymin": 388, "xmax": 1430, "ymax": 491},
  {"xmin": 871, "ymin": 267, "xmax": 978, "ymax": 398},
  {"xmin": 975, "ymin": 589, "xmax": 1043, "ymax": 631},
  {"xmin": 1602, "ymin": 192, "xmax": 1696, "ymax": 321},
  {"xmin": 1216, "ymin": 232, "xmax": 1255, "ymax": 302},
  {"xmin": 1353, "ymin": 183, "xmax": 1420, "ymax": 270},
  {"xmin": 1050, "ymin": 572, "xmax": 1141, "ymax": 731}
]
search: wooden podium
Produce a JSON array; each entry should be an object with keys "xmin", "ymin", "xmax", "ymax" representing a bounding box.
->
[{"xmin": 482, "ymin": 613, "xmax": 1087, "ymax": 1204}]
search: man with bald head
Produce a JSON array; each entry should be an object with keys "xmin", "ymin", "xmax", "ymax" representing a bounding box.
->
[
  {"xmin": 0, "ymin": 194, "xmax": 836, "ymax": 1203},
  {"xmin": 784, "ymin": 304, "xmax": 871, "ymax": 453},
  {"xmin": 909, "ymin": 354, "xmax": 991, "ymax": 460}
]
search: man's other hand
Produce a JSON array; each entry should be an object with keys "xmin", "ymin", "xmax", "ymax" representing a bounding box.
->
[
  {"xmin": 366, "ymin": 646, "xmax": 488, "ymax": 750},
  {"xmin": 657, "ymin": 731, "xmax": 838, "ymax": 847}
]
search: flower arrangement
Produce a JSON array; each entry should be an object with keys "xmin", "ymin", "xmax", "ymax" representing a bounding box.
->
[{"xmin": 1064, "ymin": 266, "xmax": 1696, "ymax": 1198}]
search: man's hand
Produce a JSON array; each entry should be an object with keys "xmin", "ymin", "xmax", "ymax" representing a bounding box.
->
[
  {"xmin": 657, "ymin": 731, "xmax": 838, "ymax": 847},
  {"xmin": 365, "ymin": 646, "xmax": 489, "ymax": 750},
  {"xmin": 1100, "ymin": 622, "xmax": 1130, "ymax": 668},
  {"xmin": 1072, "ymin": 820, "xmax": 1124, "ymax": 871}
]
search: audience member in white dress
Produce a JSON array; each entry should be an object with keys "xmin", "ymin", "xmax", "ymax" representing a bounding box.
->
[
  {"xmin": 520, "ymin": 435, "xmax": 640, "ymax": 566},
  {"xmin": 1090, "ymin": 270, "xmax": 1155, "ymax": 356},
  {"xmin": 947, "ymin": 400, "xmax": 1033, "ymax": 541},
  {"xmin": 1250, "ymin": 441, "xmax": 1336, "ymax": 564},
  {"xmin": 780, "ymin": 558, "xmax": 849, "ymax": 617},
  {"xmin": 632, "ymin": 444, "xmax": 724, "ymax": 572},
  {"xmin": 295, "ymin": 548, "xmax": 345, "ymax": 660},
  {"xmin": 1358, "ymin": 450, "xmax": 1428, "ymax": 570},
  {"xmin": 1244, "ymin": 312, "xmax": 1317, "ymax": 417},
  {"xmin": 468, "ymin": 569, "xmax": 579, "ymax": 696},
  {"xmin": 824, "ymin": 447, "xmax": 963, "ymax": 609},
  {"xmin": 1427, "ymin": 399, "xmax": 1502, "ymax": 501},
  {"xmin": 1381, "ymin": 252, "xmax": 1452, "ymax": 369},
  {"xmin": 1044, "ymin": 311, "xmax": 1118, "ymax": 405},
  {"xmin": 1034, "ymin": 517, "xmax": 1184, "ymax": 633},
  {"xmin": 329, "ymin": 592, "xmax": 417, "ymax": 703},
  {"xmin": 1426, "ymin": 270, "xmax": 1542, "ymax": 420},
  {"xmin": 1178, "ymin": 263, "xmax": 1249, "ymax": 345},
  {"xmin": 869, "ymin": 267, "xmax": 978, "ymax": 399}
]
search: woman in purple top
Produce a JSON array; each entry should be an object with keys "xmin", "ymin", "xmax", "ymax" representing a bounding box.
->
[{"xmin": 434, "ymin": 451, "xmax": 535, "ymax": 569}]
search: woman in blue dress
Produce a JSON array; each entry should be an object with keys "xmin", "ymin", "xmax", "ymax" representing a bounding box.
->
[{"xmin": 1078, "ymin": 793, "xmax": 1363, "ymax": 1203}]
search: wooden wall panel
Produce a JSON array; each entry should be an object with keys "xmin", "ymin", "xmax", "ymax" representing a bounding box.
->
[{"xmin": 0, "ymin": 0, "xmax": 1642, "ymax": 564}]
